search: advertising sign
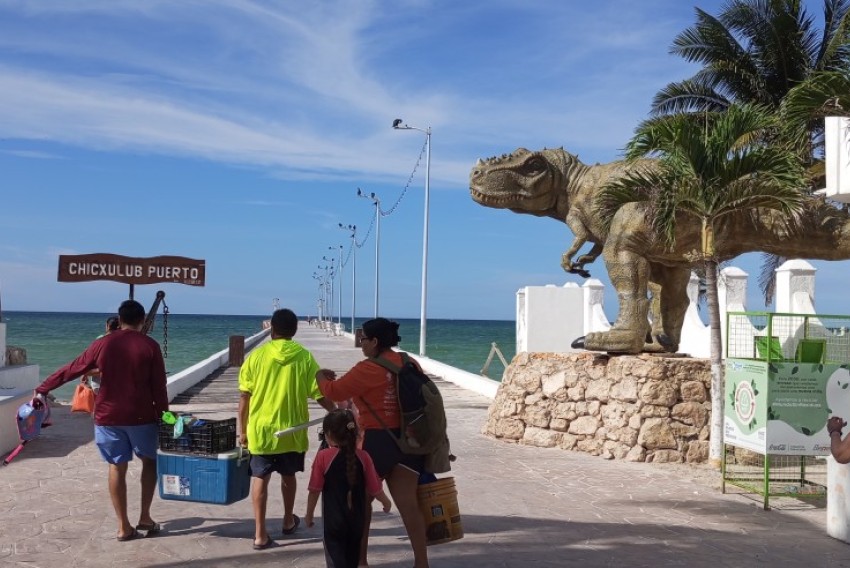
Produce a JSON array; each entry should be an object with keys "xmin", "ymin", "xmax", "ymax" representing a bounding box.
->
[
  {"xmin": 58, "ymin": 254, "xmax": 205, "ymax": 286},
  {"xmin": 725, "ymin": 358, "xmax": 850, "ymax": 455}
]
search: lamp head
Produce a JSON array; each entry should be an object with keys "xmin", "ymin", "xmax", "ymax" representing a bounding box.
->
[{"xmin": 392, "ymin": 118, "xmax": 403, "ymax": 129}]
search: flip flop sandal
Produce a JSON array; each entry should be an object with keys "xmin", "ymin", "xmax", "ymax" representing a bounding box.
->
[
  {"xmin": 253, "ymin": 538, "xmax": 274, "ymax": 550},
  {"xmin": 135, "ymin": 522, "xmax": 161, "ymax": 535},
  {"xmin": 282, "ymin": 514, "xmax": 300, "ymax": 535},
  {"xmin": 117, "ymin": 529, "xmax": 142, "ymax": 542}
]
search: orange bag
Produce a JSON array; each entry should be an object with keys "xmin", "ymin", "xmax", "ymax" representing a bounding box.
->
[{"xmin": 71, "ymin": 383, "xmax": 95, "ymax": 414}]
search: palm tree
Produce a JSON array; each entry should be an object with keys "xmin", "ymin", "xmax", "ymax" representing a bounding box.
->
[
  {"xmin": 599, "ymin": 104, "xmax": 806, "ymax": 465},
  {"xmin": 653, "ymin": 0, "xmax": 850, "ymax": 302},
  {"xmin": 782, "ymin": 70, "xmax": 850, "ymax": 152},
  {"xmin": 654, "ymin": 0, "xmax": 850, "ymax": 116}
]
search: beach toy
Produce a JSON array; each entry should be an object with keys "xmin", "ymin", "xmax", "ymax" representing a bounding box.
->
[
  {"xmin": 274, "ymin": 417, "xmax": 324, "ymax": 438},
  {"xmin": 3, "ymin": 397, "xmax": 52, "ymax": 466}
]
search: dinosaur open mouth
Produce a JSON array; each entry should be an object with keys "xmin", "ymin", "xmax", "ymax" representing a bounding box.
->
[{"xmin": 470, "ymin": 187, "xmax": 523, "ymax": 205}]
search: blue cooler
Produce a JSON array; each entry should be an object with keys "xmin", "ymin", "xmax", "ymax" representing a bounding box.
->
[{"xmin": 157, "ymin": 448, "xmax": 251, "ymax": 505}]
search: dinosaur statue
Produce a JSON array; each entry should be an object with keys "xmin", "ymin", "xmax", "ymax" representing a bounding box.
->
[{"xmin": 469, "ymin": 147, "xmax": 850, "ymax": 354}]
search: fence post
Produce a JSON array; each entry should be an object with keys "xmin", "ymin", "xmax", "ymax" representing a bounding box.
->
[{"xmin": 229, "ymin": 335, "xmax": 245, "ymax": 367}]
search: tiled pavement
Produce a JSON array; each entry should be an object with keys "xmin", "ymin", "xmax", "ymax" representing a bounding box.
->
[{"xmin": 1, "ymin": 325, "xmax": 848, "ymax": 567}]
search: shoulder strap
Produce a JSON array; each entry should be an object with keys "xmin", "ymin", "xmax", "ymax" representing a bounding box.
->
[
  {"xmin": 358, "ymin": 396, "xmax": 399, "ymax": 442},
  {"xmin": 368, "ymin": 355, "xmax": 401, "ymax": 374}
]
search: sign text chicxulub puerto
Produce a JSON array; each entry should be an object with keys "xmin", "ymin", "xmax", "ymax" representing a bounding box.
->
[{"xmin": 58, "ymin": 254, "xmax": 205, "ymax": 286}]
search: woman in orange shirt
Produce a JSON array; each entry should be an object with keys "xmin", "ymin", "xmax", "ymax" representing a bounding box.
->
[{"xmin": 316, "ymin": 318, "xmax": 429, "ymax": 568}]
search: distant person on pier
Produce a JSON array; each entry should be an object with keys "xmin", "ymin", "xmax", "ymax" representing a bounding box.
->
[
  {"xmin": 315, "ymin": 317, "xmax": 430, "ymax": 568},
  {"xmin": 827, "ymin": 416, "xmax": 850, "ymax": 463},
  {"xmin": 81, "ymin": 316, "xmax": 120, "ymax": 393},
  {"xmin": 238, "ymin": 308, "xmax": 335, "ymax": 550},
  {"xmin": 34, "ymin": 300, "xmax": 168, "ymax": 542}
]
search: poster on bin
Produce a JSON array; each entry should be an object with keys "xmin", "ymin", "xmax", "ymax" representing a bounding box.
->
[{"xmin": 725, "ymin": 359, "xmax": 850, "ymax": 455}]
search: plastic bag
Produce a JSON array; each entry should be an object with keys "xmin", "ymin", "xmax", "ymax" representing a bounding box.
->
[{"xmin": 71, "ymin": 383, "xmax": 95, "ymax": 414}]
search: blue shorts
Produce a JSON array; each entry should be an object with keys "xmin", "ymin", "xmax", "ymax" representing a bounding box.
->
[{"xmin": 94, "ymin": 424, "xmax": 158, "ymax": 464}]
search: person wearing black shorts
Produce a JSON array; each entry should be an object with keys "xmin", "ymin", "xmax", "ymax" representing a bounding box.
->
[{"xmin": 316, "ymin": 318, "xmax": 431, "ymax": 568}]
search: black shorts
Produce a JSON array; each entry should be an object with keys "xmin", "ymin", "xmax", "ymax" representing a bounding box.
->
[
  {"xmin": 362, "ymin": 428, "xmax": 425, "ymax": 479},
  {"xmin": 249, "ymin": 452, "xmax": 305, "ymax": 478}
]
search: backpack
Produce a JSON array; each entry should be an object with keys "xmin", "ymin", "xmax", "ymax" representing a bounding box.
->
[{"xmin": 364, "ymin": 353, "xmax": 453, "ymax": 474}]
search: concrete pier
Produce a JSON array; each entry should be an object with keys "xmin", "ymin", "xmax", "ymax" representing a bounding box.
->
[{"xmin": 1, "ymin": 324, "xmax": 848, "ymax": 567}]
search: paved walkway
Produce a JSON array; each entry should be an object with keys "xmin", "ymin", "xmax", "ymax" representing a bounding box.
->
[{"xmin": 1, "ymin": 325, "xmax": 849, "ymax": 567}]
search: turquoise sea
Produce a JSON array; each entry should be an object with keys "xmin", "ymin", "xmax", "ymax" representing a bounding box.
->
[{"xmin": 3, "ymin": 312, "xmax": 515, "ymax": 401}]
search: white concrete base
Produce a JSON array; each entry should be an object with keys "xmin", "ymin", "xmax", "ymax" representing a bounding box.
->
[{"xmin": 827, "ymin": 457, "xmax": 850, "ymax": 543}]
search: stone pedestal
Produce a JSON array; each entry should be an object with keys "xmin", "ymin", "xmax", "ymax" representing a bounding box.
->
[{"xmin": 484, "ymin": 352, "xmax": 712, "ymax": 463}]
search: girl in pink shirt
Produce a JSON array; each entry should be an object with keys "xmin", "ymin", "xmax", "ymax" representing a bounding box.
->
[{"xmin": 306, "ymin": 409, "xmax": 391, "ymax": 567}]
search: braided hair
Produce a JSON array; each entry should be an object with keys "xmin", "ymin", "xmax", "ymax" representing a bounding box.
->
[{"xmin": 322, "ymin": 409, "xmax": 360, "ymax": 509}]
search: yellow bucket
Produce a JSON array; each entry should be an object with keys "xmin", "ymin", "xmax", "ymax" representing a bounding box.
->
[{"xmin": 417, "ymin": 476, "xmax": 463, "ymax": 546}]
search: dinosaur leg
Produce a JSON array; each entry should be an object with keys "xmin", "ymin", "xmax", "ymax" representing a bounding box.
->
[
  {"xmin": 582, "ymin": 248, "xmax": 650, "ymax": 354},
  {"xmin": 644, "ymin": 265, "xmax": 690, "ymax": 353}
]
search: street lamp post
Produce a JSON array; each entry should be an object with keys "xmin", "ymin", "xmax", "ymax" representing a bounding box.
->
[
  {"xmin": 357, "ymin": 188, "xmax": 380, "ymax": 318},
  {"xmin": 311, "ymin": 273, "xmax": 324, "ymax": 322},
  {"xmin": 330, "ymin": 245, "xmax": 343, "ymax": 327},
  {"xmin": 323, "ymin": 255, "xmax": 335, "ymax": 323},
  {"xmin": 339, "ymin": 224, "xmax": 357, "ymax": 333},
  {"xmin": 392, "ymin": 118, "xmax": 431, "ymax": 357},
  {"xmin": 317, "ymin": 264, "xmax": 332, "ymax": 327}
]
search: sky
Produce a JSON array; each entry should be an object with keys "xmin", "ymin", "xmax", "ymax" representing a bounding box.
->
[{"xmin": 1, "ymin": 0, "xmax": 848, "ymax": 323}]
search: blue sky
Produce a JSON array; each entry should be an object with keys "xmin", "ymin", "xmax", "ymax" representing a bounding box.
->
[{"xmin": 1, "ymin": 0, "xmax": 847, "ymax": 322}]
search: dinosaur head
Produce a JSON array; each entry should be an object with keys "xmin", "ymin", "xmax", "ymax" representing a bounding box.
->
[{"xmin": 469, "ymin": 147, "xmax": 569, "ymax": 217}]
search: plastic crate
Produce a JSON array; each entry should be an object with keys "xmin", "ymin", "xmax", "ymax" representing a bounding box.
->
[
  {"xmin": 158, "ymin": 448, "xmax": 251, "ymax": 505},
  {"xmin": 158, "ymin": 417, "xmax": 237, "ymax": 455}
]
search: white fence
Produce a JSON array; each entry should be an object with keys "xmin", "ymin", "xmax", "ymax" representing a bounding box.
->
[{"xmin": 517, "ymin": 259, "xmax": 825, "ymax": 359}]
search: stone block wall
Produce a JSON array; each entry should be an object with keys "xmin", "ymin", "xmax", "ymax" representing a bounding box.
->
[{"xmin": 483, "ymin": 352, "xmax": 712, "ymax": 463}]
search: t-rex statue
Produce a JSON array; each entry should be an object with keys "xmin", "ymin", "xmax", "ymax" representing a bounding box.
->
[{"xmin": 469, "ymin": 147, "xmax": 850, "ymax": 354}]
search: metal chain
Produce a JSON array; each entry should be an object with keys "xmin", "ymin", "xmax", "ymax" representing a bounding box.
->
[
  {"xmin": 356, "ymin": 212, "xmax": 376, "ymax": 249},
  {"xmin": 353, "ymin": 136, "xmax": 427, "ymax": 251},
  {"xmin": 341, "ymin": 239, "xmax": 354, "ymax": 269},
  {"xmin": 379, "ymin": 136, "xmax": 427, "ymax": 217},
  {"xmin": 162, "ymin": 300, "xmax": 169, "ymax": 359}
]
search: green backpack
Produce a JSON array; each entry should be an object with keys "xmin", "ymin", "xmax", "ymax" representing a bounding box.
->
[{"xmin": 363, "ymin": 353, "xmax": 453, "ymax": 474}]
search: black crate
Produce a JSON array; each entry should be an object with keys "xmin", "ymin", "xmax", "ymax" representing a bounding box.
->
[{"xmin": 158, "ymin": 417, "xmax": 237, "ymax": 455}]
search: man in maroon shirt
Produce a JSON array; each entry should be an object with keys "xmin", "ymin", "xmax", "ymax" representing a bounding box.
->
[{"xmin": 35, "ymin": 299, "xmax": 168, "ymax": 541}]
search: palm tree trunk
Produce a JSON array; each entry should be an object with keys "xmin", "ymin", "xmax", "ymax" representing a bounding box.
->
[{"xmin": 705, "ymin": 258, "xmax": 725, "ymax": 467}]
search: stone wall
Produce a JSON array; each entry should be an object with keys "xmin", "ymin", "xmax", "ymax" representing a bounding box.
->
[
  {"xmin": 6, "ymin": 346, "xmax": 27, "ymax": 365},
  {"xmin": 484, "ymin": 352, "xmax": 712, "ymax": 463}
]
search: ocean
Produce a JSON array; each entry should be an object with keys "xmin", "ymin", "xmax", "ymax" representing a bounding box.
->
[{"xmin": 2, "ymin": 312, "xmax": 515, "ymax": 400}]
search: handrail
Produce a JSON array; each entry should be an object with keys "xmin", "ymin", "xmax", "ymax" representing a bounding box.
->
[{"xmin": 480, "ymin": 342, "xmax": 509, "ymax": 378}]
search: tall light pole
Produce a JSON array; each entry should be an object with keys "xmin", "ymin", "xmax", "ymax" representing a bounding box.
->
[
  {"xmin": 311, "ymin": 273, "xmax": 324, "ymax": 322},
  {"xmin": 323, "ymin": 255, "xmax": 335, "ymax": 323},
  {"xmin": 330, "ymin": 245, "xmax": 343, "ymax": 327},
  {"xmin": 357, "ymin": 188, "xmax": 380, "ymax": 318},
  {"xmin": 318, "ymin": 264, "xmax": 331, "ymax": 325},
  {"xmin": 339, "ymin": 223, "xmax": 357, "ymax": 332},
  {"xmin": 392, "ymin": 118, "xmax": 431, "ymax": 357}
]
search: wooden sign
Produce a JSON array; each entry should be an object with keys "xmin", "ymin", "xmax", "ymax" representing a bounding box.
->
[{"xmin": 58, "ymin": 254, "xmax": 205, "ymax": 286}]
